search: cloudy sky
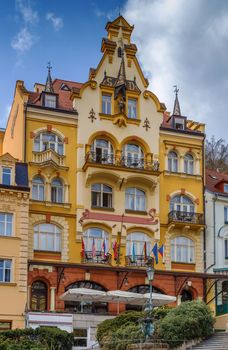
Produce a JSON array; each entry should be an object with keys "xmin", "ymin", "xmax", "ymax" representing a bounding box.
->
[{"xmin": 0, "ymin": 0, "xmax": 227, "ymax": 140}]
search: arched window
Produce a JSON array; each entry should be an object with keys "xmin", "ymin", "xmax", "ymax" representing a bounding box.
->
[
  {"xmin": 51, "ymin": 178, "xmax": 64, "ymax": 203},
  {"xmin": 34, "ymin": 223, "xmax": 61, "ymax": 252},
  {"xmin": 31, "ymin": 281, "xmax": 47, "ymax": 311},
  {"xmin": 184, "ymin": 153, "xmax": 194, "ymax": 174},
  {"xmin": 32, "ymin": 176, "xmax": 44, "ymax": 201},
  {"xmin": 125, "ymin": 188, "xmax": 146, "ymax": 211},
  {"xmin": 181, "ymin": 289, "xmax": 193, "ymax": 302},
  {"xmin": 168, "ymin": 151, "xmax": 178, "ymax": 172},
  {"xmin": 91, "ymin": 184, "xmax": 112, "ymax": 208},
  {"xmin": 126, "ymin": 232, "xmax": 152, "ymax": 262},
  {"xmin": 123, "ymin": 144, "xmax": 144, "ymax": 168},
  {"xmin": 91, "ymin": 139, "xmax": 113, "ymax": 164},
  {"xmin": 83, "ymin": 227, "xmax": 109, "ymax": 253},
  {"xmin": 34, "ymin": 132, "xmax": 63, "ymax": 155},
  {"xmin": 170, "ymin": 195, "xmax": 194, "ymax": 213},
  {"xmin": 65, "ymin": 281, "xmax": 107, "ymax": 314},
  {"xmin": 171, "ymin": 236, "xmax": 194, "ymax": 263}
]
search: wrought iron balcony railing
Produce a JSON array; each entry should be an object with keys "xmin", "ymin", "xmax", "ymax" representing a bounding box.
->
[
  {"xmin": 81, "ymin": 251, "xmax": 112, "ymax": 265},
  {"xmin": 168, "ymin": 210, "xmax": 204, "ymax": 225},
  {"xmin": 85, "ymin": 151, "xmax": 159, "ymax": 172},
  {"xmin": 32, "ymin": 149, "xmax": 65, "ymax": 167},
  {"xmin": 125, "ymin": 255, "xmax": 151, "ymax": 267}
]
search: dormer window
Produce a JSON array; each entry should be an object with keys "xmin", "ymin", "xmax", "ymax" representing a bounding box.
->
[
  {"xmin": 44, "ymin": 94, "xmax": 57, "ymax": 108},
  {"xmin": 174, "ymin": 116, "xmax": 185, "ymax": 130},
  {"xmin": 224, "ymin": 184, "xmax": 228, "ymax": 193},
  {"xmin": 2, "ymin": 167, "xmax": 11, "ymax": 185}
]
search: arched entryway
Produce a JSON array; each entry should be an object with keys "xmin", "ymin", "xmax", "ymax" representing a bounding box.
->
[
  {"xmin": 31, "ymin": 280, "xmax": 48, "ymax": 311},
  {"xmin": 181, "ymin": 289, "xmax": 193, "ymax": 302}
]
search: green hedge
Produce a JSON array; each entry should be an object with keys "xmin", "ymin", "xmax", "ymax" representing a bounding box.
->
[{"xmin": 0, "ymin": 327, "xmax": 74, "ymax": 350}]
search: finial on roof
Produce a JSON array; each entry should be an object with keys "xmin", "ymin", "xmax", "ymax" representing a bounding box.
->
[
  {"xmin": 45, "ymin": 62, "xmax": 54, "ymax": 93},
  {"xmin": 173, "ymin": 85, "xmax": 181, "ymax": 116}
]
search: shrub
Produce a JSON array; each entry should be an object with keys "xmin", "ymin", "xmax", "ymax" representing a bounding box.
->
[{"xmin": 156, "ymin": 301, "xmax": 215, "ymax": 348}]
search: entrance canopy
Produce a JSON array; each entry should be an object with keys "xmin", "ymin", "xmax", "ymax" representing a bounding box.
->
[{"xmin": 60, "ymin": 288, "xmax": 176, "ymax": 307}]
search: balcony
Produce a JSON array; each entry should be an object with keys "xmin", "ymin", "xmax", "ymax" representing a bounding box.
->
[
  {"xmin": 31, "ymin": 149, "xmax": 68, "ymax": 169},
  {"xmin": 81, "ymin": 251, "xmax": 112, "ymax": 265},
  {"xmin": 168, "ymin": 210, "xmax": 204, "ymax": 225},
  {"xmin": 83, "ymin": 151, "xmax": 159, "ymax": 173},
  {"xmin": 125, "ymin": 255, "xmax": 151, "ymax": 267}
]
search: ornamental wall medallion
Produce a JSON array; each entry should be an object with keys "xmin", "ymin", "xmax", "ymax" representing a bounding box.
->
[{"xmin": 89, "ymin": 108, "xmax": 96, "ymax": 123}]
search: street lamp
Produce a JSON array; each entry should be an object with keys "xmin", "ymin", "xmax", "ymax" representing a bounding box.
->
[{"xmin": 146, "ymin": 266, "xmax": 155, "ymax": 313}]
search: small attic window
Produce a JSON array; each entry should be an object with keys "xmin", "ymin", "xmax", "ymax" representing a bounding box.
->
[
  {"xmin": 44, "ymin": 94, "xmax": 57, "ymax": 108},
  {"xmin": 60, "ymin": 83, "xmax": 70, "ymax": 91},
  {"xmin": 174, "ymin": 117, "xmax": 185, "ymax": 130}
]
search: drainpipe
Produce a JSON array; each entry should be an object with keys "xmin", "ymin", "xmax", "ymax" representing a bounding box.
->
[
  {"xmin": 23, "ymin": 102, "xmax": 27, "ymax": 162},
  {"xmin": 205, "ymin": 193, "xmax": 217, "ymax": 272}
]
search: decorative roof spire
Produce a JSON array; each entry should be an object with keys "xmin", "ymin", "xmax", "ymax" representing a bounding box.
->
[
  {"xmin": 45, "ymin": 62, "xmax": 54, "ymax": 93},
  {"xmin": 173, "ymin": 85, "xmax": 181, "ymax": 116},
  {"xmin": 115, "ymin": 52, "xmax": 126, "ymax": 88}
]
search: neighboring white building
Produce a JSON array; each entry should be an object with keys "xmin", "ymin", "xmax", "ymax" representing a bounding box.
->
[{"xmin": 205, "ymin": 169, "xmax": 228, "ymax": 328}]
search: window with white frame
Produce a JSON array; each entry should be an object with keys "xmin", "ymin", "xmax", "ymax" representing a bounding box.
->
[
  {"xmin": 0, "ymin": 259, "xmax": 12, "ymax": 282},
  {"xmin": 44, "ymin": 94, "xmax": 57, "ymax": 108},
  {"xmin": 83, "ymin": 228, "xmax": 109, "ymax": 252},
  {"xmin": 34, "ymin": 132, "xmax": 63, "ymax": 155},
  {"xmin": 2, "ymin": 167, "xmax": 11, "ymax": 185},
  {"xmin": 51, "ymin": 179, "xmax": 64, "ymax": 203},
  {"xmin": 168, "ymin": 151, "xmax": 178, "ymax": 172},
  {"xmin": 184, "ymin": 153, "xmax": 194, "ymax": 174},
  {"xmin": 128, "ymin": 99, "xmax": 137, "ymax": 119},
  {"xmin": 126, "ymin": 232, "xmax": 152, "ymax": 256},
  {"xmin": 102, "ymin": 94, "xmax": 111, "ymax": 114},
  {"xmin": 34, "ymin": 223, "xmax": 61, "ymax": 252},
  {"xmin": 73, "ymin": 329, "xmax": 88, "ymax": 348},
  {"xmin": 91, "ymin": 184, "xmax": 112, "ymax": 208},
  {"xmin": 225, "ymin": 207, "xmax": 228, "ymax": 223},
  {"xmin": 0, "ymin": 213, "xmax": 13, "ymax": 236},
  {"xmin": 170, "ymin": 195, "xmax": 194, "ymax": 213},
  {"xmin": 123, "ymin": 144, "xmax": 144, "ymax": 168},
  {"xmin": 171, "ymin": 236, "xmax": 195, "ymax": 263},
  {"xmin": 125, "ymin": 188, "xmax": 146, "ymax": 211},
  {"xmin": 32, "ymin": 176, "xmax": 44, "ymax": 201},
  {"xmin": 91, "ymin": 139, "xmax": 113, "ymax": 164}
]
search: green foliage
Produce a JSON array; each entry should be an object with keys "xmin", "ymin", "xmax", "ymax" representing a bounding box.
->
[
  {"xmin": 0, "ymin": 327, "xmax": 74, "ymax": 350},
  {"xmin": 156, "ymin": 301, "xmax": 215, "ymax": 348}
]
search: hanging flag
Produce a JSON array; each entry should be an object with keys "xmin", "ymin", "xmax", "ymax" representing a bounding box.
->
[
  {"xmin": 152, "ymin": 242, "xmax": 158, "ymax": 264},
  {"xmin": 132, "ymin": 241, "xmax": 136, "ymax": 262},
  {"xmin": 81, "ymin": 238, "xmax": 85, "ymax": 258},
  {"xmin": 92, "ymin": 238, "xmax": 96, "ymax": 258},
  {"xmin": 158, "ymin": 244, "xmax": 164, "ymax": 257},
  {"xmin": 102, "ymin": 239, "xmax": 107, "ymax": 256},
  {"xmin": 144, "ymin": 242, "xmax": 147, "ymax": 261},
  {"xmin": 113, "ymin": 241, "xmax": 118, "ymax": 260}
]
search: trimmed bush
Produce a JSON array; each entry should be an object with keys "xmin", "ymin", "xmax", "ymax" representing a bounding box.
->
[
  {"xmin": 0, "ymin": 327, "xmax": 74, "ymax": 350},
  {"xmin": 156, "ymin": 301, "xmax": 215, "ymax": 348}
]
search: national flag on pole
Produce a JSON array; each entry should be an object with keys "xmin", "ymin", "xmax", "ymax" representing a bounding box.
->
[
  {"xmin": 102, "ymin": 239, "xmax": 107, "ymax": 256},
  {"xmin": 158, "ymin": 244, "xmax": 164, "ymax": 257},
  {"xmin": 132, "ymin": 241, "xmax": 136, "ymax": 262},
  {"xmin": 113, "ymin": 241, "xmax": 118, "ymax": 260},
  {"xmin": 144, "ymin": 242, "xmax": 147, "ymax": 261},
  {"xmin": 81, "ymin": 238, "xmax": 85, "ymax": 258},
  {"xmin": 92, "ymin": 238, "xmax": 96, "ymax": 257},
  {"xmin": 152, "ymin": 242, "xmax": 158, "ymax": 264}
]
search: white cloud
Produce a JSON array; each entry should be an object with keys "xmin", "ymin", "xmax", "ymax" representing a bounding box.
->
[
  {"xmin": 16, "ymin": 0, "xmax": 39, "ymax": 25},
  {"xmin": 11, "ymin": 27, "xmax": 37, "ymax": 54},
  {"xmin": 123, "ymin": 0, "xmax": 228, "ymax": 139},
  {"xmin": 46, "ymin": 13, "xmax": 63, "ymax": 31}
]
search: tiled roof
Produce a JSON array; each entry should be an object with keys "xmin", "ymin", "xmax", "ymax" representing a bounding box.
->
[
  {"xmin": 206, "ymin": 169, "xmax": 228, "ymax": 194},
  {"xmin": 28, "ymin": 78, "xmax": 83, "ymax": 111}
]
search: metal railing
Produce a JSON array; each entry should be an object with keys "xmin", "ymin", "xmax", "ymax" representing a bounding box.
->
[
  {"xmin": 32, "ymin": 149, "xmax": 65, "ymax": 166},
  {"xmin": 168, "ymin": 210, "xmax": 204, "ymax": 224},
  {"xmin": 85, "ymin": 151, "xmax": 159, "ymax": 171},
  {"xmin": 125, "ymin": 255, "xmax": 151, "ymax": 267},
  {"xmin": 81, "ymin": 251, "xmax": 112, "ymax": 265}
]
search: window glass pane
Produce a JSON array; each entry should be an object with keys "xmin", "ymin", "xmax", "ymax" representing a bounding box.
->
[{"xmin": 2, "ymin": 168, "xmax": 11, "ymax": 185}]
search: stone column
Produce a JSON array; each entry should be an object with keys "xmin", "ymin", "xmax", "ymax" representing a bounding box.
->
[{"xmin": 50, "ymin": 287, "xmax": 56, "ymax": 311}]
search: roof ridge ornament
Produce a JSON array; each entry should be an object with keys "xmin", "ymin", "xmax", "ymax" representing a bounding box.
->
[
  {"xmin": 45, "ymin": 62, "xmax": 54, "ymax": 93},
  {"xmin": 173, "ymin": 85, "xmax": 181, "ymax": 116}
]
